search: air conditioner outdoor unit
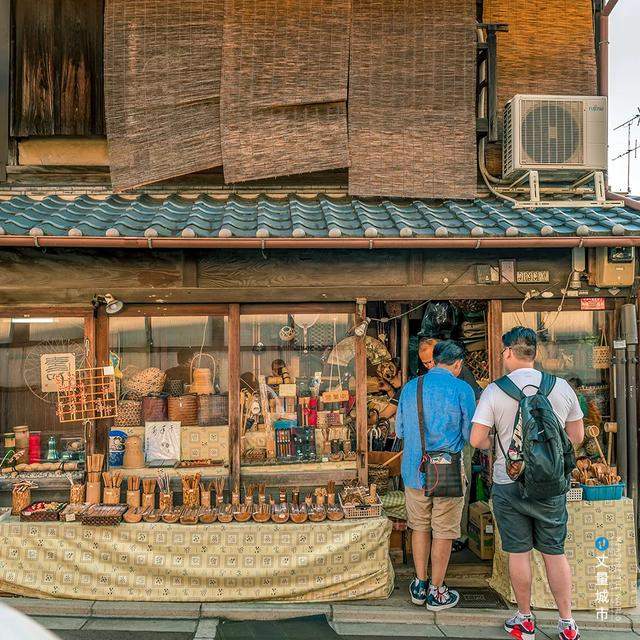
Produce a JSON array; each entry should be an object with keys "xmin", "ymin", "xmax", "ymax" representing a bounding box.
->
[{"xmin": 502, "ymin": 95, "xmax": 607, "ymax": 179}]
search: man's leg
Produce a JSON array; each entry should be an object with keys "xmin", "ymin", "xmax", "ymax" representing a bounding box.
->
[
  {"xmin": 541, "ymin": 553, "xmax": 572, "ymax": 620},
  {"xmin": 412, "ymin": 530, "xmax": 432, "ymax": 581},
  {"xmin": 508, "ymin": 551, "xmax": 533, "ymax": 615},
  {"xmin": 430, "ymin": 538, "xmax": 453, "ymax": 586}
]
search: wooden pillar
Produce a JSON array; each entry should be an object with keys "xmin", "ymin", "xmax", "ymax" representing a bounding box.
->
[
  {"xmin": 228, "ymin": 303, "xmax": 240, "ymax": 488},
  {"xmin": 93, "ymin": 308, "xmax": 110, "ymax": 456},
  {"xmin": 355, "ymin": 300, "xmax": 368, "ymax": 485},
  {"xmin": 488, "ymin": 300, "xmax": 503, "ymax": 380},
  {"xmin": 0, "ymin": 0, "xmax": 8, "ymax": 182},
  {"xmin": 83, "ymin": 313, "xmax": 97, "ymax": 456},
  {"xmin": 401, "ymin": 309, "xmax": 410, "ymax": 384}
]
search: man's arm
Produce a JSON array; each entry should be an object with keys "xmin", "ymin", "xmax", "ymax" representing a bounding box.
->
[
  {"xmin": 470, "ymin": 422, "xmax": 492, "ymax": 450},
  {"xmin": 565, "ymin": 418, "xmax": 584, "ymax": 445},
  {"xmin": 459, "ymin": 385, "xmax": 476, "ymax": 443}
]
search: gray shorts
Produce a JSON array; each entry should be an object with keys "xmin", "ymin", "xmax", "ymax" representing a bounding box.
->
[{"xmin": 491, "ymin": 481, "xmax": 568, "ymax": 555}]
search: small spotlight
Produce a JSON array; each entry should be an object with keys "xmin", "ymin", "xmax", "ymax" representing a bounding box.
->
[
  {"xmin": 354, "ymin": 318, "xmax": 371, "ymax": 337},
  {"xmin": 103, "ymin": 293, "xmax": 124, "ymax": 315}
]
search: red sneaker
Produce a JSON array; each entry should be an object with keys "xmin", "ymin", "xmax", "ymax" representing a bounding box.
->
[{"xmin": 504, "ymin": 613, "xmax": 536, "ymax": 640}]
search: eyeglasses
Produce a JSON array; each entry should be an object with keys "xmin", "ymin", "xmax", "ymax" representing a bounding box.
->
[{"xmin": 501, "ymin": 347, "xmax": 510, "ymax": 356}]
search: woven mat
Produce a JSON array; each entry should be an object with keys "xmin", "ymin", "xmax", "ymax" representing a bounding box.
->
[
  {"xmin": 483, "ymin": 0, "xmax": 597, "ymax": 173},
  {"xmin": 104, "ymin": 0, "xmax": 223, "ymax": 191},
  {"xmin": 220, "ymin": 0, "xmax": 350, "ymax": 183},
  {"xmin": 348, "ymin": 0, "xmax": 477, "ymax": 199}
]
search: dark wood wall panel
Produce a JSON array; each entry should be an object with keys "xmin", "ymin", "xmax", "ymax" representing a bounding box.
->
[
  {"xmin": 220, "ymin": 0, "xmax": 350, "ymax": 183},
  {"xmin": 12, "ymin": 0, "xmax": 104, "ymax": 137},
  {"xmin": 483, "ymin": 0, "xmax": 597, "ymax": 173},
  {"xmin": 348, "ymin": 0, "xmax": 477, "ymax": 199},
  {"xmin": 104, "ymin": 0, "xmax": 223, "ymax": 192}
]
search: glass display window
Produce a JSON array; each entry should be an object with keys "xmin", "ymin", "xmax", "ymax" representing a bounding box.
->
[
  {"xmin": 108, "ymin": 314, "xmax": 229, "ymax": 471},
  {"xmin": 0, "ymin": 315, "xmax": 88, "ymax": 466},
  {"xmin": 502, "ymin": 309, "xmax": 612, "ymax": 424},
  {"xmin": 239, "ymin": 311, "xmax": 357, "ymax": 466}
]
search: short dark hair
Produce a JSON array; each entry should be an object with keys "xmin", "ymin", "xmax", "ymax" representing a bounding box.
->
[
  {"xmin": 502, "ymin": 326, "xmax": 537, "ymax": 360},
  {"xmin": 433, "ymin": 340, "xmax": 465, "ymax": 365}
]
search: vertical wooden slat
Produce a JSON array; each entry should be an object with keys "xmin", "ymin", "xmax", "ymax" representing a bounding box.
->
[
  {"xmin": 355, "ymin": 301, "xmax": 368, "ymax": 485},
  {"xmin": 0, "ymin": 0, "xmax": 9, "ymax": 182},
  {"xmin": 93, "ymin": 308, "xmax": 110, "ymax": 456},
  {"xmin": 83, "ymin": 313, "xmax": 96, "ymax": 456},
  {"xmin": 488, "ymin": 299, "xmax": 503, "ymax": 380},
  {"xmin": 401, "ymin": 310, "xmax": 410, "ymax": 385},
  {"xmin": 228, "ymin": 303, "xmax": 240, "ymax": 488}
]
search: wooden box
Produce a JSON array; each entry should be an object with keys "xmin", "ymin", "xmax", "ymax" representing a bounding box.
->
[
  {"xmin": 180, "ymin": 425, "xmax": 229, "ymax": 462},
  {"xmin": 468, "ymin": 501, "xmax": 494, "ymax": 560}
]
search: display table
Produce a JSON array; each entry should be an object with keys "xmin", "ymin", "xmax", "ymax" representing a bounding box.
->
[
  {"xmin": 489, "ymin": 498, "xmax": 637, "ymax": 610},
  {"xmin": 0, "ymin": 516, "xmax": 394, "ymax": 602}
]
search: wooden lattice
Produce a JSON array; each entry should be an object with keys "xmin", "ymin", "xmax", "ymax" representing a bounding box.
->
[
  {"xmin": 465, "ymin": 349, "xmax": 490, "ymax": 385},
  {"xmin": 56, "ymin": 366, "xmax": 118, "ymax": 423}
]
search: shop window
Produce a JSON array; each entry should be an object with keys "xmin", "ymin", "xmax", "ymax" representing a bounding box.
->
[
  {"xmin": 240, "ymin": 312, "xmax": 356, "ymax": 466},
  {"xmin": 502, "ymin": 310, "xmax": 612, "ymax": 422},
  {"xmin": 108, "ymin": 315, "xmax": 229, "ymax": 469},
  {"xmin": 0, "ymin": 316, "xmax": 87, "ymax": 464}
]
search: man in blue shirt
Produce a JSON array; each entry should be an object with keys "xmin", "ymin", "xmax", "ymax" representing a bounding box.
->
[{"xmin": 396, "ymin": 341, "xmax": 475, "ymax": 611}]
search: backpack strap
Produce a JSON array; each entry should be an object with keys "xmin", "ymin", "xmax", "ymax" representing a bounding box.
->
[
  {"xmin": 494, "ymin": 375, "xmax": 524, "ymax": 402},
  {"xmin": 416, "ymin": 376, "xmax": 427, "ymax": 461},
  {"xmin": 538, "ymin": 372, "xmax": 557, "ymax": 397}
]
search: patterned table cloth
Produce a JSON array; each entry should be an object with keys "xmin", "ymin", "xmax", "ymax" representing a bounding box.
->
[
  {"xmin": 489, "ymin": 498, "xmax": 637, "ymax": 610},
  {"xmin": 0, "ymin": 516, "xmax": 394, "ymax": 602}
]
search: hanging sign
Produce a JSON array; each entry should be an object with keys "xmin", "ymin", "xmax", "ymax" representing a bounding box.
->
[
  {"xmin": 40, "ymin": 353, "xmax": 76, "ymax": 392},
  {"xmin": 580, "ymin": 297, "xmax": 606, "ymax": 311}
]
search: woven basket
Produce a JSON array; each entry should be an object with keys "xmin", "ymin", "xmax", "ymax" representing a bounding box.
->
[
  {"xmin": 114, "ymin": 400, "xmax": 142, "ymax": 427},
  {"xmin": 122, "ymin": 368, "xmax": 166, "ymax": 400},
  {"xmin": 368, "ymin": 464, "xmax": 390, "ymax": 495},
  {"xmin": 165, "ymin": 379, "xmax": 184, "ymax": 397},
  {"xmin": 198, "ymin": 394, "xmax": 229, "ymax": 426},
  {"xmin": 142, "ymin": 396, "xmax": 168, "ymax": 422},
  {"xmin": 168, "ymin": 395, "xmax": 198, "ymax": 425},
  {"xmin": 592, "ymin": 330, "xmax": 610, "ymax": 370}
]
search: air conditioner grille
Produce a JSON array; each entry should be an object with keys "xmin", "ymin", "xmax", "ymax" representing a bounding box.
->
[
  {"xmin": 503, "ymin": 101, "xmax": 513, "ymax": 177},
  {"xmin": 520, "ymin": 99, "xmax": 583, "ymax": 166}
]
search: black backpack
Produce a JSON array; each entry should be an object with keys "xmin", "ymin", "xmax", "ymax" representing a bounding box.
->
[{"xmin": 494, "ymin": 373, "xmax": 576, "ymax": 499}]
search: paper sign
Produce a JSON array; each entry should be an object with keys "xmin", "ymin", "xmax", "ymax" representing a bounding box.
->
[
  {"xmin": 580, "ymin": 297, "xmax": 606, "ymax": 310},
  {"xmin": 40, "ymin": 353, "xmax": 76, "ymax": 392},
  {"xmin": 321, "ymin": 389, "xmax": 350, "ymax": 403},
  {"xmin": 278, "ymin": 384, "xmax": 298, "ymax": 398}
]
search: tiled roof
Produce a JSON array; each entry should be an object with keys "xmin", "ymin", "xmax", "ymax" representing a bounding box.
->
[{"xmin": 0, "ymin": 193, "xmax": 638, "ymax": 239}]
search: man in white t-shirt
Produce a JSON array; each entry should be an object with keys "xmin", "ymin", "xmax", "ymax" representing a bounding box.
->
[{"xmin": 470, "ymin": 327, "xmax": 584, "ymax": 640}]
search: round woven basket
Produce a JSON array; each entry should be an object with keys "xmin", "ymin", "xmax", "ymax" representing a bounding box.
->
[
  {"xmin": 168, "ymin": 395, "xmax": 198, "ymax": 425},
  {"xmin": 114, "ymin": 400, "xmax": 142, "ymax": 427},
  {"xmin": 142, "ymin": 396, "xmax": 168, "ymax": 422},
  {"xmin": 165, "ymin": 379, "xmax": 184, "ymax": 397},
  {"xmin": 198, "ymin": 394, "xmax": 229, "ymax": 426},
  {"xmin": 122, "ymin": 368, "xmax": 167, "ymax": 400},
  {"xmin": 368, "ymin": 464, "xmax": 390, "ymax": 495}
]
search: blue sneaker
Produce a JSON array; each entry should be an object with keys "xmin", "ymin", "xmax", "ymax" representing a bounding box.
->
[
  {"xmin": 426, "ymin": 583, "xmax": 460, "ymax": 611},
  {"xmin": 409, "ymin": 577, "xmax": 429, "ymax": 605}
]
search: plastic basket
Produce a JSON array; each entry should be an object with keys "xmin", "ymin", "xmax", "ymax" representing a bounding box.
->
[
  {"xmin": 567, "ymin": 487, "xmax": 583, "ymax": 502},
  {"xmin": 580, "ymin": 483, "xmax": 625, "ymax": 501},
  {"xmin": 339, "ymin": 493, "xmax": 383, "ymax": 519}
]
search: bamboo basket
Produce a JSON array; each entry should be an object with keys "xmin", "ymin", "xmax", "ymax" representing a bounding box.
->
[
  {"xmin": 142, "ymin": 396, "xmax": 168, "ymax": 422},
  {"xmin": 114, "ymin": 400, "xmax": 142, "ymax": 427},
  {"xmin": 592, "ymin": 330, "xmax": 611, "ymax": 370},
  {"xmin": 197, "ymin": 394, "xmax": 228, "ymax": 426},
  {"xmin": 168, "ymin": 395, "xmax": 198, "ymax": 424},
  {"xmin": 122, "ymin": 368, "xmax": 166, "ymax": 400},
  {"xmin": 368, "ymin": 464, "xmax": 390, "ymax": 495}
]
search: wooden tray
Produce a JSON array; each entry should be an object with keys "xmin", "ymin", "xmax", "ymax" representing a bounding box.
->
[
  {"xmin": 20, "ymin": 502, "xmax": 67, "ymax": 522},
  {"xmin": 80, "ymin": 504, "xmax": 127, "ymax": 526}
]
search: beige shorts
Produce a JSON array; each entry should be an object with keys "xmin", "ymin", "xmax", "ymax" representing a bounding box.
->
[{"xmin": 405, "ymin": 487, "xmax": 465, "ymax": 539}]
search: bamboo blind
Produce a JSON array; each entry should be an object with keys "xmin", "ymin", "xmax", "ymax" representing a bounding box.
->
[
  {"xmin": 348, "ymin": 0, "xmax": 477, "ymax": 199},
  {"xmin": 104, "ymin": 1, "xmax": 223, "ymax": 192},
  {"xmin": 220, "ymin": 0, "xmax": 350, "ymax": 184},
  {"xmin": 483, "ymin": 0, "xmax": 597, "ymax": 173}
]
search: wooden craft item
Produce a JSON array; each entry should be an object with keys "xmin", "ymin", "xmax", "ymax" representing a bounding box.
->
[
  {"xmin": 604, "ymin": 422, "xmax": 617, "ymax": 466},
  {"xmin": 69, "ymin": 483, "xmax": 86, "ymax": 504},
  {"xmin": 103, "ymin": 487, "xmax": 121, "ymax": 505},
  {"xmin": 141, "ymin": 493, "xmax": 155, "ymax": 509},
  {"xmin": 142, "ymin": 396, "xmax": 168, "ymax": 422},
  {"xmin": 1, "ymin": 460, "xmax": 79, "ymax": 474},
  {"xmin": 123, "ymin": 435, "xmax": 144, "ymax": 468},
  {"xmin": 126, "ymin": 490, "xmax": 141, "ymax": 508},
  {"xmin": 278, "ymin": 384, "xmax": 297, "ymax": 398},
  {"xmin": 159, "ymin": 492, "xmax": 173, "ymax": 510},
  {"xmin": 11, "ymin": 482, "xmax": 33, "ymax": 515},
  {"xmin": 56, "ymin": 366, "xmax": 117, "ymax": 423},
  {"xmin": 123, "ymin": 507, "xmax": 144, "ymax": 523},
  {"xmin": 321, "ymin": 389, "xmax": 350, "ymax": 403},
  {"xmin": 586, "ymin": 424, "xmax": 607, "ymax": 464},
  {"xmin": 85, "ymin": 482, "xmax": 101, "ymax": 504},
  {"xmin": 188, "ymin": 353, "xmax": 217, "ymax": 395},
  {"xmin": 168, "ymin": 395, "xmax": 198, "ymax": 424}
]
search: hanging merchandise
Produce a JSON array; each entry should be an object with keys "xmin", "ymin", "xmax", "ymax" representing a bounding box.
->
[
  {"xmin": 418, "ymin": 301, "xmax": 461, "ymax": 340},
  {"xmin": 293, "ymin": 314, "xmax": 319, "ymax": 353},
  {"xmin": 188, "ymin": 353, "xmax": 217, "ymax": 395},
  {"xmin": 592, "ymin": 328, "xmax": 611, "ymax": 369},
  {"xmin": 322, "ymin": 317, "xmax": 348, "ymax": 402},
  {"xmin": 279, "ymin": 325, "xmax": 295, "ymax": 342}
]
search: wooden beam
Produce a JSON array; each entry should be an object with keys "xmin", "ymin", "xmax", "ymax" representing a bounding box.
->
[
  {"xmin": 93, "ymin": 308, "xmax": 110, "ymax": 456},
  {"xmin": 228, "ymin": 303, "xmax": 240, "ymax": 489},
  {"xmin": 488, "ymin": 300, "xmax": 503, "ymax": 380},
  {"xmin": 182, "ymin": 251, "xmax": 198, "ymax": 288},
  {"xmin": 401, "ymin": 309, "xmax": 410, "ymax": 384},
  {"xmin": 356, "ymin": 300, "xmax": 368, "ymax": 485},
  {"xmin": 0, "ymin": 0, "xmax": 9, "ymax": 181}
]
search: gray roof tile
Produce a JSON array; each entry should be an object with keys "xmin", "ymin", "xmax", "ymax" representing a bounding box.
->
[{"xmin": 0, "ymin": 193, "xmax": 638, "ymax": 239}]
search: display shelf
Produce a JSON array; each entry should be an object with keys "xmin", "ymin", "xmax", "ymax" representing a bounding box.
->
[
  {"xmin": 240, "ymin": 460, "xmax": 357, "ymax": 487},
  {"xmin": 115, "ymin": 466, "xmax": 229, "ymax": 479}
]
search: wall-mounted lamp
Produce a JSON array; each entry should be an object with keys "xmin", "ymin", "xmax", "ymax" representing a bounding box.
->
[
  {"xmin": 354, "ymin": 317, "xmax": 371, "ymax": 337},
  {"xmin": 92, "ymin": 293, "xmax": 124, "ymax": 315}
]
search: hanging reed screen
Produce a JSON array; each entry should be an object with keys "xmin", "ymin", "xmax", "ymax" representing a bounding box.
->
[
  {"xmin": 483, "ymin": 0, "xmax": 597, "ymax": 173},
  {"xmin": 104, "ymin": 1, "xmax": 223, "ymax": 192},
  {"xmin": 220, "ymin": 0, "xmax": 350, "ymax": 184},
  {"xmin": 348, "ymin": 0, "xmax": 477, "ymax": 199}
]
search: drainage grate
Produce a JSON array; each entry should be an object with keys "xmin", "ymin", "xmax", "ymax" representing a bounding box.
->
[{"xmin": 456, "ymin": 587, "xmax": 508, "ymax": 609}]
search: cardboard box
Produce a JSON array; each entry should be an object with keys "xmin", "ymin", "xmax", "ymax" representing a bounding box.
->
[{"xmin": 468, "ymin": 501, "xmax": 494, "ymax": 560}]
